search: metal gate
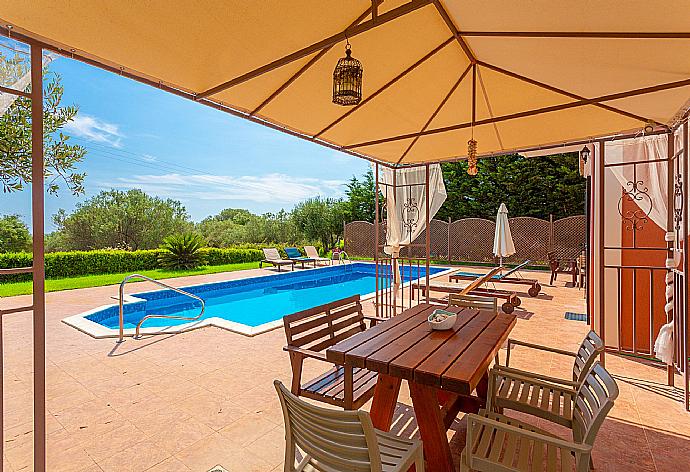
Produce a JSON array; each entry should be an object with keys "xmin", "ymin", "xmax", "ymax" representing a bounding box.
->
[{"xmin": 594, "ymin": 121, "xmax": 689, "ymax": 410}]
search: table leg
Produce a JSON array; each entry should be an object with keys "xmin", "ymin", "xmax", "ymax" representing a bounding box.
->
[
  {"xmin": 409, "ymin": 382, "xmax": 454, "ymax": 472},
  {"xmin": 476, "ymin": 370, "xmax": 489, "ymax": 404},
  {"xmin": 369, "ymin": 373, "xmax": 402, "ymax": 431}
]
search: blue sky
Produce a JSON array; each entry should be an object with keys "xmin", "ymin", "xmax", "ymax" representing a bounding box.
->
[{"xmin": 4, "ymin": 54, "xmax": 369, "ymax": 232}]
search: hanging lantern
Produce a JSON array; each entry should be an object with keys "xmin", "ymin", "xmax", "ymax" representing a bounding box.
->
[
  {"xmin": 332, "ymin": 40, "xmax": 363, "ymax": 106},
  {"xmin": 467, "ymin": 139, "xmax": 478, "ymax": 175}
]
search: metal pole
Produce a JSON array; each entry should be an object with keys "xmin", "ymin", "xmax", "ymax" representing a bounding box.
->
[
  {"xmin": 425, "ymin": 164, "xmax": 430, "ymax": 304},
  {"xmin": 30, "ymin": 43, "xmax": 47, "ymax": 472},
  {"xmin": 374, "ymin": 163, "xmax": 379, "ymax": 317},
  {"xmin": 666, "ymin": 132, "xmax": 675, "ymax": 387},
  {"xmin": 681, "ymin": 114, "xmax": 690, "ymax": 411},
  {"xmin": 598, "ymin": 140, "xmax": 606, "ymax": 367}
]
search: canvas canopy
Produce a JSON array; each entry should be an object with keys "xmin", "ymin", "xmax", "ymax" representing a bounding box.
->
[{"xmin": 1, "ymin": 1, "xmax": 689, "ymax": 165}]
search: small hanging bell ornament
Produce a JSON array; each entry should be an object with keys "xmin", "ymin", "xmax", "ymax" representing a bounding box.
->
[{"xmin": 467, "ymin": 138, "xmax": 478, "ymax": 175}]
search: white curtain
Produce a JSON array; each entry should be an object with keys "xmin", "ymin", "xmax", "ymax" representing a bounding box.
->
[
  {"xmin": 605, "ymin": 135, "xmax": 669, "ymax": 230},
  {"xmin": 377, "ymin": 164, "xmax": 447, "ymax": 257},
  {"xmin": 0, "ymin": 53, "xmax": 54, "ymax": 116},
  {"xmin": 375, "ymin": 164, "xmax": 447, "ymax": 294}
]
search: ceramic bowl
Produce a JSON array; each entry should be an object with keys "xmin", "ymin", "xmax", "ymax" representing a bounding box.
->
[{"xmin": 427, "ymin": 309, "xmax": 457, "ymax": 330}]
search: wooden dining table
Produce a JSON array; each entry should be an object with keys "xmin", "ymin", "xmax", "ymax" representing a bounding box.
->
[{"xmin": 326, "ymin": 303, "xmax": 517, "ymax": 472}]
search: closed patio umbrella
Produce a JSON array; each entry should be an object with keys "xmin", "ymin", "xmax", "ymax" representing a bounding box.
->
[{"xmin": 493, "ymin": 203, "xmax": 516, "ymax": 268}]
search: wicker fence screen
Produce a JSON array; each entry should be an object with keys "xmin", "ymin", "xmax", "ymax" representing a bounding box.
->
[
  {"xmin": 505, "ymin": 217, "xmax": 551, "ymax": 264},
  {"xmin": 344, "ymin": 215, "xmax": 586, "ymax": 265},
  {"xmin": 552, "ymin": 215, "xmax": 588, "ymax": 260},
  {"xmin": 449, "ymin": 218, "xmax": 496, "ymax": 262}
]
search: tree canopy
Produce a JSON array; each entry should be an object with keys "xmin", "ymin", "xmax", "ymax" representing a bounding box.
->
[
  {"xmin": 0, "ymin": 214, "xmax": 32, "ymax": 252},
  {"xmin": 0, "ymin": 52, "xmax": 86, "ymax": 195},
  {"xmin": 343, "ymin": 168, "xmax": 379, "ymax": 222},
  {"xmin": 292, "ymin": 197, "xmax": 348, "ymax": 250},
  {"xmin": 53, "ymin": 189, "xmax": 192, "ymax": 250},
  {"xmin": 436, "ymin": 153, "xmax": 585, "ymax": 221}
]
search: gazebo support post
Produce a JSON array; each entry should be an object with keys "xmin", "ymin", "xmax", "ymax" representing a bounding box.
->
[
  {"xmin": 375, "ymin": 163, "xmax": 380, "ymax": 317},
  {"xmin": 666, "ymin": 132, "xmax": 675, "ymax": 388},
  {"xmin": 425, "ymin": 164, "xmax": 430, "ymax": 304},
  {"xmin": 680, "ymin": 116, "xmax": 690, "ymax": 411},
  {"xmin": 597, "ymin": 139, "xmax": 606, "ymax": 368},
  {"xmin": 30, "ymin": 42, "xmax": 47, "ymax": 472}
]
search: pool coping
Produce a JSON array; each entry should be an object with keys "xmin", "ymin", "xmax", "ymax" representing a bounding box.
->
[{"xmin": 62, "ymin": 263, "xmax": 457, "ymax": 338}]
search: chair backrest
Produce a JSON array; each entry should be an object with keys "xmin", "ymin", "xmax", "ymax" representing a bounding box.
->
[
  {"xmin": 461, "ymin": 266, "xmax": 504, "ymax": 295},
  {"xmin": 500, "ymin": 260, "xmax": 531, "ymax": 279},
  {"xmin": 285, "ymin": 247, "xmax": 302, "ymax": 258},
  {"xmin": 448, "ymin": 293, "xmax": 497, "ymax": 313},
  {"xmin": 283, "ymin": 295, "xmax": 366, "ymax": 352},
  {"xmin": 304, "ymin": 245, "xmax": 319, "ymax": 258},
  {"xmin": 572, "ymin": 330, "xmax": 605, "ymax": 384},
  {"xmin": 263, "ymin": 247, "xmax": 281, "ymax": 261},
  {"xmin": 572, "ymin": 363, "xmax": 619, "ymax": 448},
  {"xmin": 274, "ymin": 380, "xmax": 383, "ymax": 472}
]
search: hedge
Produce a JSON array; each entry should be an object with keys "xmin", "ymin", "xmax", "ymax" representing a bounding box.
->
[{"xmin": 0, "ymin": 247, "xmax": 263, "ymax": 282}]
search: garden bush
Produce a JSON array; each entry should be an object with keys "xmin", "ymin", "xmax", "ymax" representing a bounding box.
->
[{"xmin": 0, "ymin": 247, "xmax": 264, "ymax": 282}]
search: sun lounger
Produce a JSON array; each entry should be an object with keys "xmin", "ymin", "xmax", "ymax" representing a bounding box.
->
[
  {"xmin": 284, "ymin": 247, "xmax": 316, "ymax": 268},
  {"xmin": 412, "ymin": 267, "xmax": 520, "ymax": 313},
  {"xmin": 304, "ymin": 245, "xmax": 331, "ymax": 265},
  {"xmin": 260, "ymin": 248, "xmax": 295, "ymax": 271},
  {"xmin": 448, "ymin": 260, "xmax": 542, "ymax": 296}
]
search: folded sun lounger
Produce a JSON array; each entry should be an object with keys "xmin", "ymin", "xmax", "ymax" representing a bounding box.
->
[
  {"xmin": 304, "ymin": 245, "xmax": 331, "ymax": 265},
  {"xmin": 448, "ymin": 260, "xmax": 542, "ymax": 297},
  {"xmin": 260, "ymin": 248, "xmax": 295, "ymax": 272},
  {"xmin": 412, "ymin": 266, "xmax": 520, "ymax": 314},
  {"xmin": 284, "ymin": 247, "xmax": 316, "ymax": 268}
]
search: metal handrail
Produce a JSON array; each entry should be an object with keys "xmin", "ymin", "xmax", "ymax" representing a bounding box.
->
[{"xmin": 118, "ymin": 274, "xmax": 205, "ymax": 342}]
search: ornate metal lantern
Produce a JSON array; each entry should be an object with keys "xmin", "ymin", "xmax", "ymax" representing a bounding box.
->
[
  {"xmin": 580, "ymin": 146, "xmax": 590, "ymax": 163},
  {"xmin": 467, "ymin": 139, "xmax": 478, "ymax": 175},
  {"xmin": 332, "ymin": 40, "xmax": 363, "ymax": 106}
]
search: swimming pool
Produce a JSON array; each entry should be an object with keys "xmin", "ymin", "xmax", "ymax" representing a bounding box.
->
[{"xmin": 63, "ymin": 262, "xmax": 451, "ymax": 337}]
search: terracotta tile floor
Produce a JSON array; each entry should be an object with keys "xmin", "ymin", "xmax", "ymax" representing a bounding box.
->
[{"xmin": 1, "ymin": 266, "xmax": 689, "ymax": 471}]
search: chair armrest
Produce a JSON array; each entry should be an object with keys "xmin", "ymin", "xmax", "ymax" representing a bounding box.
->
[
  {"xmin": 505, "ymin": 338, "xmax": 576, "ymax": 367},
  {"xmin": 283, "ymin": 345, "xmax": 328, "ymax": 361},
  {"xmin": 493, "ymin": 364, "xmax": 580, "ymax": 388},
  {"xmin": 466, "ymin": 413, "xmax": 592, "ymax": 455},
  {"xmin": 489, "ymin": 367, "xmax": 577, "ymax": 396},
  {"xmin": 363, "ymin": 315, "xmax": 388, "ymax": 327}
]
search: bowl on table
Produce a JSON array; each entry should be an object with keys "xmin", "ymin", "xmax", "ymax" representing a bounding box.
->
[{"xmin": 427, "ymin": 309, "xmax": 457, "ymax": 330}]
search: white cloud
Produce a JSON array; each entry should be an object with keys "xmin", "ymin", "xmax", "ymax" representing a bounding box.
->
[
  {"xmin": 64, "ymin": 114, "xmax": 123, "ymax": 147},
  {"xmin": 103, "ymin": 173, "xmax": 347, "ymax": 205},
  {"xmin": 141, "ymin": 154, "xmax": 157, "ymax": 162}
]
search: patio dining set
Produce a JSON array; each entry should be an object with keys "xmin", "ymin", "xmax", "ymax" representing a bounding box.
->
[{"xmin": 276, "ymin": 294, "xmax": 616, "ymax": 472}]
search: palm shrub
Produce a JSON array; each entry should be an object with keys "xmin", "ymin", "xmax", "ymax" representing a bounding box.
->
[{"xmin": 158, "ymin": 233, "xmax": 207, "ymax": 270}]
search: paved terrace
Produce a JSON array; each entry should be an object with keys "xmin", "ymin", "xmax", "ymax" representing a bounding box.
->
[{"xmin": 1, "ymin": 266, "xmax": 688, "ymax": 471}]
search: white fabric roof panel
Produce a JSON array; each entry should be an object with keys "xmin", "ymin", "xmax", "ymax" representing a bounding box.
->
[{"xmin": 1, "ymin": 0, "xmax": 688, "ymax": 165}]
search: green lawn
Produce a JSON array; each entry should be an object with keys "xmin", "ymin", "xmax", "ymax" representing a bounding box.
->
[{"xmin": 0, "ymin": 261, "xmax": 261, "ymax": 297}]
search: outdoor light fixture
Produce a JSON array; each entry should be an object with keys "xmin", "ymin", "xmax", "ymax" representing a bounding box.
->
[
  {"xmin": 332, "ymin": 39, "xmax": 363, "ymax": 106},
  {"xmin": 644, "ymin": 120, "xmax": 656, "ymax": 134},
  {"xmin": 580, "ymin": 146, "xmax": 590, "ymax": 163},
  {"xmin": 467, "ymin": 139, "xmax": 478, "ymax": 175}
]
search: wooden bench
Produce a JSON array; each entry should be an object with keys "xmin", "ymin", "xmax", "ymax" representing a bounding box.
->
[{"xmin": 283, "ymin": 295, "xmax": 382, "ymax": 410}]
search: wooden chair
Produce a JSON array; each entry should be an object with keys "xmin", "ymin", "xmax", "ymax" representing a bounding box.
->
[
  {"xmin": 462, "ymin": 363, "xmax": 619, "ymax": 472},
  {"xmin": 282, "ymin": 295, "xmax": 382, "ymax": 410},
  {"xmin": 448, "ymin": 293, "xmax": 498, "ymax": 313},
  {"xmin": 275, "ymin": 380, "xmax": 425, "ymax": 472},
  {"xmin": 577, "ymin": 251, "xmax": 586, "ymax": 289},
  {"xmin": 548, "ymin": 251, "xmax": 577, "ymax": 286}
]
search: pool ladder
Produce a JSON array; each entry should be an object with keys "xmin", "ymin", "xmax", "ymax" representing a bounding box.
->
[{"xmin": 118, "ymin": 274, "xmax": 205, "ymax": 342}]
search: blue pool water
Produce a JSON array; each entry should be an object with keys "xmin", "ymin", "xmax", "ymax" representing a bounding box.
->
[{"xmin": 87, "ymin": 263, "xmax": 445, "ymax": 329}]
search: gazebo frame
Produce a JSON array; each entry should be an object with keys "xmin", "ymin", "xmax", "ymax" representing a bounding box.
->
[{"xmin": 2, "ymin": 2, "xmax": 690, "ymax": 469}]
